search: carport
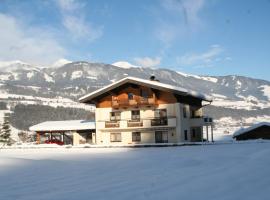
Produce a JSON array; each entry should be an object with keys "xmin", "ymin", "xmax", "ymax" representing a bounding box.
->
[{"xmin": 29, "ymin": 120, "xmax": 96, "ymax": 145}]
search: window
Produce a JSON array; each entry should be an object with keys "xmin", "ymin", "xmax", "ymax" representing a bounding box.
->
[
  {"xmin": 132, "ymin": 132, "xmax": 141, "ymax": 142},
  {"xmin": 141, "ymin": 89, "xmax": 148, "ymax": 98},
  {"xmin": 131, "ymin": 110, "xmax": 140, "ymax": 121},
  {"xmin": 128, "ymin": 93, "xmax": 134, "ymax": 100},
  {"xmin": 110, "ymin": 112, "xmax": 121, "ymax": 121},
  {"xmin": 154, "ymin": 109, "xmax": 167, "ymax": 118},
  {"xmin": 183, "ymin": 106, "xmax": 187, "ymax": 118},
  {"xmin": 192, "ymin": 129, "xmax": 196, "ymax": 137},
  {"xmin": 184, "ymin": 130, "xmax": 188, "ymax": 140},
  {"xmin": 110, "ymin": 133, "xmax": 121, "ymax": 142}
]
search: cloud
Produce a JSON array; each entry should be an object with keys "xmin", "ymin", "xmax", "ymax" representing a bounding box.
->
[
  {"xmin": 56, "ymin": 0, "xmax": 103, "ymax": 41},
  {"xmin": 0, "ymin": 13, "xmax": 65, "ymax": 65},
  {"xmin": 134, "ymin": 57, "xmax": 161, "ymax": 68},
  {"xmin": 177, "ymin": 45, "xmax": 224, "ymax": 67},
  {"xmin": 154, "ymin": 0, "xmax": 205, "ymax": 46}
]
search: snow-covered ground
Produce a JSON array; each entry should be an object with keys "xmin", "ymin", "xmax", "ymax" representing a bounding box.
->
[{"xmin": 1, "ymin": 142, "xmax": 270, "ymax": 200}]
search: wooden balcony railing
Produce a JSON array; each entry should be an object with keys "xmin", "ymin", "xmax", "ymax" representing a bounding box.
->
[
  {"xmin": 112, "ymin": 96, "xmax": 156, "ymax": 108},
  {"xmin": 151, "ymin": 117, "xmax": 168, "ymax": 126},
  {"xmin": 105, "ymin": 121, "xmax": 120, "ymax": 128},
  {"xmin": 127, "ymin": 120, "xmax": 143, "ymax": 127}
]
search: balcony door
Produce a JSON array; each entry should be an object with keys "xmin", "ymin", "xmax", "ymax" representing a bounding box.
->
[{"xmin": 155, "ymin": 131, "xmax": 168, "ymax": 143}]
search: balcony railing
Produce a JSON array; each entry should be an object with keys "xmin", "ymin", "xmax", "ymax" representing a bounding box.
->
[
  {"xmin": 151, "ymin": 117, "xmax": 168, "ymax": 126},
  {"xmin": 105, "ymin": 121, "xmax": 120, "ymax": 128},
  {"xmin": 112, "ymin": 96, "xmax": 156, "ymax": 108},
  {"xmin": 127, "ymin": 120, "xmax": 143, "ymax": 127}
]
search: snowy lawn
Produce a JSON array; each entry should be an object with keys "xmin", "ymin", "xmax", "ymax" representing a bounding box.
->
[{"xmin": 1, "ymin": 143, "xmax": 270, "ymax": 200}]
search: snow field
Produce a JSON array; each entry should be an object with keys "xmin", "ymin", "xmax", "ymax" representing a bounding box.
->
[{"xmin": 1, "ymin": 142, "xmax": 270, "ymax": 200}]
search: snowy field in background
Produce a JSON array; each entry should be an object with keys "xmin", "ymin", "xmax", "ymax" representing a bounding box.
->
[{"xmin": 1, "ymin": 142, "xmax": 270, "ymax": 200}]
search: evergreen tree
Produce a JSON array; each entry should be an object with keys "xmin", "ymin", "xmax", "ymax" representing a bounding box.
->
[{"xmin": 0, "ymin": 113, "xmax": 11, "ymax": 146}]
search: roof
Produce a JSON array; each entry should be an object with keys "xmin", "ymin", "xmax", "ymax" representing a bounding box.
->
[
  {"xmin": 233, "ymin": 122, "xmax": 270, "ymax": 137},
  {"xmin": 29, "ymin": 120, "xmax": 95, "ymax": 132},
  {"xmin": 79, "ymin": 76, "xmax": 212, "ymax": 103}
]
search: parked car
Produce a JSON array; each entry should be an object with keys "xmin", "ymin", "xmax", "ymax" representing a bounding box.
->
[{"xmin": 44, "ymin": 139, "xmax": 64, "ymax": 145}]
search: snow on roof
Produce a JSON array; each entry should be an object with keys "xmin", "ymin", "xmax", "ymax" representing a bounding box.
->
[
  {"xmin": 233, "ymin": 122, "xmax": 270, "ymax": 137},
  {"xmin": 29, "ymin": 120, "xmax": 95, "ymax": 132},
  {"xmin": 79, "ymin": 76, "xmax": 212, "ymax": 103}
]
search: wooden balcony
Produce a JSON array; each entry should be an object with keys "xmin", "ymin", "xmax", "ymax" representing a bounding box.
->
[
  {"xmin": 105, "ymin": 121, "xmax": 120, "ymax": 128},
  {"xmin": 151, "ymin": 117, "xmax": 168, "ymax": 126},
  {"xmin": 112, "ymin": 96, "xmax": 156, "ymax": 108},
  {"xmin": 127, "ymin": 120, "xmax": 143, "ymax": 127}
]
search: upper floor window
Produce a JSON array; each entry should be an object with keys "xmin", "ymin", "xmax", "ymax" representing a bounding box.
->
[
  {"xmin": 128, "ymin": 93, "xmax": 134, "ymax": 100},
  {"xmin": 190, "ymin": 107, "xmax": 201, "ymax": 118},
  {"xmin": 183, "ymin": 106, "xmax": 187, "ymax": 118},
  {"xmin": 110, "ymin": 111, "xmax": 121, "ymax": 121},
  {"xmin": 131, "ymin": 110, "xmax": 140, "ymax": 121},
  {"xmin": 154, "ymin": 109, "xmax": 167, "ymax": 118},
  {"xmin": 141, "ymin": 89, "xmax": 148, "ymax": 99}
]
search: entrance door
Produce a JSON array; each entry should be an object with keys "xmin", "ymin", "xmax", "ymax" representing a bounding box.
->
[{"xmin": 155, "ymin": 131, "xmax": 168, "ymax": 143}]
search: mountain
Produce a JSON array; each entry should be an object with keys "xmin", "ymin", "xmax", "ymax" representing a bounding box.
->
[{"xmin": 0, "ymin": 61, "xmax": 269, "ymax": 134}]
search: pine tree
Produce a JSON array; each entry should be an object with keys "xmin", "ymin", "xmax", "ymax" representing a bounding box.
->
[{"xmin": 0, "ymin": 113, "xmax": 11, "ymax": 146}]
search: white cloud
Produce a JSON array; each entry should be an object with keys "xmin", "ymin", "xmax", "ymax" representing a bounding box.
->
[
  {"xmin": 134, "ymin": 57, "xmax": 161, "ymax": 68},
  {"xmin": 56, "ymin": 0, "xmax": 103, "ymax": 41},
  {"xmin": 177, "ymin": 45, "xmax": 224, "ymax": 67},
  {"xmin": 0, "ymin": 13, "xmax": 65, "ymax": 65}
]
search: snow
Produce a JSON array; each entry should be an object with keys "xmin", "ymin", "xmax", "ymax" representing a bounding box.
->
[
  {"xmin": 86, "ymin": 76, "xmax": 97, "ymax": 80},
  {"xmin": 259, "ymin": 85, "xmax": 270, "ymax": 100},
  {"xmin": 29, "ymin": 120, "xmax": 95, "ymax": 132},
  {"xmin": 200, "ymin": 76, "xmax": 218, "ymax": 83},
  {"xmin": 0, "ymin": 60, "xmax": 27, "ymax": 69},
  {"xmin": 71, "ymin": 70, "xmax": 83, "ymax": 80},
  {"xmin": 1, "ymin": 143, "xmax": 270, "ymax": 200},
  {"xmin": 44, "ymin": 73, "xmax": 54, "ymax": 82},
  {"xmin": 52, "ymin": 58, "xmax": 72, "ymax": 68},
  {"xmin": 26, "ymin": 71, "xmax": 34, "ymax": 79},
  {"xmin": 176, "ymin": 72, "xmax": 218, "ymax": 83},
  {"xmin": 112, "ymin": 61, "xmax": 139, "ymax": 69},
  {"xmin": 236, "ymin": 80, "xmax": 242, "ymax": 89},
  {"xmin": 0, "ymin": 74, "xmax": 11, "ymax": 81}
]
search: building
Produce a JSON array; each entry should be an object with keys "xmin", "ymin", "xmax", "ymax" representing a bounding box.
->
[
  {"xmin": 233, "ymin": 122, "xmax": 270, "ymax": 140},
  {"xmin": 29, "ymin": 120, "xmax": 95, "ymax": 145},
  {"xmin": 79, "ymin": 76, "xmax": 213, "ymax": 145}
]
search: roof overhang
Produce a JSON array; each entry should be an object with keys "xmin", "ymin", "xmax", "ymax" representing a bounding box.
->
[{"xmin": 79, "ymin": 77, "xmax": 212, "ymax": 104}]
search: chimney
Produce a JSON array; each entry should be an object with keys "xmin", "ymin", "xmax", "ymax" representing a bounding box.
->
[
  {"xmin": 149, "ymin": 75, "xmax": 160, "ymax": 82},
  {"xmin": 150, "ymin": 75, "xmax": 155, "ymax": 81}
]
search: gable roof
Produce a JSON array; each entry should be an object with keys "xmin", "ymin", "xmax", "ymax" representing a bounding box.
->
[
  {"xmin": 233, "ymin": 122, "xmax": 270, "ymax": 137},
  {"xmin": 29, "ymin": 120, "xmax": 95, "ymax": 132},
  {"xmin": 79, "ymin": 76, "xmax": 212, "ymax": 103}
]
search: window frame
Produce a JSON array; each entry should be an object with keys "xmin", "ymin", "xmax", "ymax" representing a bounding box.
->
[
  {"xmin": 110, "ymin": 133, "xmax": 122, "ymax": 142},
  {"xmin": 110, "ymin": 111, "xmax": 121, "ymax": 121},
  {"xmin": 132, "ymin": 132, "xmax": 141, "ymax": 142},
  {"xmin": 131, "ymin": 110, "xmax": 140, "ymax": 121}
]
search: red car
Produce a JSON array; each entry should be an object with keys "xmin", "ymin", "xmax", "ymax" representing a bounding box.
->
[{"xmin": 44, "ymin": 139, "xmax": 64, "ymax": 145}]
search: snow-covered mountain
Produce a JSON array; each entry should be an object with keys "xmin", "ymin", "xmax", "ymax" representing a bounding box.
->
[
  {"xmin": 0, "ymin": 60, "xmax": 269, "ymax": 133},
  {"xmin": 1, "ymin": 61, "xmax": 269, "ymax": 103}
]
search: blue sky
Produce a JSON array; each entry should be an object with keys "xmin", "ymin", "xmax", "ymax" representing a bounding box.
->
[{"xmin": 0, "ymin": 0, "xmax": 270, "ymax": 80}]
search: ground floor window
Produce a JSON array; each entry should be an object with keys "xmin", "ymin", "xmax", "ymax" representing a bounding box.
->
[
  {"xmin": 110, "ymin": 133, "xmax": 121, "ymax": 142},
  {"xmin": 132, "ymin": 132, "xmax": 141, "ymax": 142},
  {"xmin": 155, "ymin": 131, "xmax": 168, "ymax": 143}
]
